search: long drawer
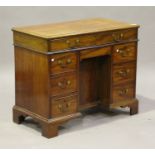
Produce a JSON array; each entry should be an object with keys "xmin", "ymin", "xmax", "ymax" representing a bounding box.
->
[{"xmin": 49, "ymin": 29, "xmax": 137, "ymax": 51}]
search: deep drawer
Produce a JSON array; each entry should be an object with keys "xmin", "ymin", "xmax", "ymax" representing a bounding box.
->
[
  {"xmin": 49, "ymin": 29, "xmax": 137, "ymax": 51},
  {"xmin": 50, "ymin": 72, "xmax": 77, "ymax": 97},
  {"xmin": 113, "ymin": 42, "xmax": 137, "ymax": 63},
  {"xmin": 50, "ymin": 52, "xmax": 77, "ymax": 75},
  {"xmin": 51, "ymin": 94, "xmax": 77, "ymax": 117},
  {"xmin": 112, "ymin": 62, "xmax": 136, "ymax": 85},
  {"xmin": 112, "ymin": 83, "xmax": 135, "ymax": 103}
]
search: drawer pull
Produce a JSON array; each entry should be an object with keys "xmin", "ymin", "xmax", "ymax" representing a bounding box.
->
[
  {"xmin": 58, "ymin": 60, "xmax": 63, "ymax": 65},
  {"xmin": 116, "ymin": 48, "xmax": 131, "ymax": 57},
  {"xmin": 67, "ymin": 80, "xmax": 71, "ymax": 85},
  {"xmin": 66, "ymin": 102, "xmax": 71, "ymax": 108},
  {"xmin": 117, "ymin": 69, "xmax": 130, "ymax": 77},
  {"xmin": 66, "ymin": 59, "xmax": 72, "ymax": 64},
  {"xmin": 58, "ymin": 82, "xmax": 65, "ymax": 88},
  {"xmin": 51, "ymin": 58, "xmax": 55, "ymax": 62},
  {"xmin": 58, "ymin": 103, "xmax": 70, "ymax": 113},
  {"xmin": 58, "ymin": 80, "xmax": 71, "ymax": 88},
  {"xmin": 75, "ymin": 39, "xmax": 80, "ymax": 44},
  {"xmin": 120, "ymin": 33, "xmax": 124, "ymax": 39},
  {"xmin": 119, "ymin": 88, "xmax": 129, "ymax": 95},
  {"xmin": 66, "ymin": 40, "xmax": 70, "ymax": 44},
  {"xmin": 58, "ymin": 104, "xmax": 67, "ymax": 112},
  {"xmin": 58, "ymin": 59, "xmax": 72, "ymax": 67},
  {"xmin": 112, "ymin": 33, "xmax": 124, "ymax": 42},
  {"xmin": 58, "ymin": 104, "xmax": 63, "ymax": 112}
]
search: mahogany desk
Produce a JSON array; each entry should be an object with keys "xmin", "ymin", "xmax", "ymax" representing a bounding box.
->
[{"xmin": 12, "ymin": 18, "xmax": 139, "ymax": 138}]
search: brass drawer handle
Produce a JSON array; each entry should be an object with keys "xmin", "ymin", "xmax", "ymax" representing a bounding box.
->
[
  {"xmin": 120, "ymin": 33, "xmax": 124, "ymax": 39},
  {"xmin": 65, "ymin": 39, "xmax": 80, "ymax": 48},
  {"xmin": 116, "ymin": 48, "xmax": 131, "ymax": 57},
  {"xmin": 66, "ymin": 59, "xmax": 72, "ymax": 64},
  {"xmin": 58, "ymin": 82, "xmax": 65, "ymax": 89},
  {"xmin": 112, "ymin": 33, "xmax": 124, "ymax": 42},
  {"xmin": 58, "ymin": 80, "xmax": 71, "ymax": 88},
  {"xmin": 58, "ymin": 104, "xmax": 62, "ymax": 110},
  {"xmin": 57, "ymin": 59, "xmax": 72, "ymax": 67},
  {"xmin": 67, "ymin": 80, "xmax": 71, "ymax": 85},
  {"xmin": 57, "ymin": 60, "xmax": 66, "ymax": 68},
  {"xmin": 66, "ymin": 40, "xmax": 73, "ymax": 49},
  {"xmin": 119, "ymin": 88, "xmax": 129, "ymax": 95},
  {"xmin": 58, "ymin": 103, "xmax": 71, "ymax": 113},
  {"xmin": 117, "ymin": 69, "xmax": 130, "ymax": 77},
  {"xmin": 75, "ymin": 39, "xmax": 80, "ymax": 44},
  {"xmin": 66, "ymin": 40, "xmax": 70, "ymax": 44},
  {"xmin": 58, "ymin": 104, "xmax": 67, "ymax": 112},
  {"xmin": 66, "ymin": 102, "xmax": 71, "ymax": 108}
]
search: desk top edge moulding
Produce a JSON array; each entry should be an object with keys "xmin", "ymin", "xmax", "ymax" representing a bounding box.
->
[{"xmin": 12, "ymin": 18, "xmax": 140, "ymax": 138}]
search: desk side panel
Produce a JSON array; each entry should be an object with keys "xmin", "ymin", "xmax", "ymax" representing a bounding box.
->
[{"xmin": 15, "ymin": 47, "xmax": 50, "ymax": 118}]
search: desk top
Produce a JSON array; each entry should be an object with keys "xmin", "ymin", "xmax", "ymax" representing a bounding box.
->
[{"xmin": 12, "ymin": 18, "xmax": 139, "ymax": 39}]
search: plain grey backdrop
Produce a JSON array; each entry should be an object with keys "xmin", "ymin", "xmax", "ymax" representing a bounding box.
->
[{"xmin": 0, "ymin": 6, "xmax": 155, "ymax": 148}]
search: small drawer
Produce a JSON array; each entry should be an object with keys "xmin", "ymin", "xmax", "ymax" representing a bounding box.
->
[
  {"xmin": 112, "ymin": 83, "xmax": 135, "ymax": 103},
  {"xmin": 50, "ymin": 72, "xmax": 77, "ymax": 97},
  {"xmin": 49, "ymin": 29, "xmax": 137, "ymax": 51},
  {"xmin": 80, "ymin": 46, "xmax": 111, "ymax": 60},
  {"xmin": 111, "ymin": 29, "xmax": 137, "ymax": 42},
  {"xmin": 51, "ymin": 95, "xmax": 77, "ymax": 117},
  {"xmin": 50, "ymin": 52, "xmax": 77, "ymax": 75},
  {"xmin": 112, "ymin": 62, "xmax": 136, "ymax": 84},
  {"xmin": 113, "ymin": 42, "xmax": 137, "ymax": 63}
]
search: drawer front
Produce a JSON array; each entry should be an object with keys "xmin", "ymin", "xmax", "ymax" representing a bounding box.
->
[
  {"xmin": 50, "ymin": 72, "xmax": 77, "ymax": 97},
  {"xmin": 51, "ymin": 95, "xmax": 77, "ymax": 117},
  {"xmin": 113, "ymin": 42, "xmax": 137, "ymax": 63},
  {"xmin": 112, "ymin": 83, "xmax": 135, "ymax": 103},
  {"xmin": 50, "ymin": 29, "xmax": 137, "ymax": 51},
  {"xmin": 50, "ymin": 52, "xmax": 77, "ymax": 75},
  {"xmin": 80, "ymin": 46, "xmax": 111, "ymax": 60},
  {"xmin": 113, "ymin": 62, "xmax": 136, "ymax": 84}
]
